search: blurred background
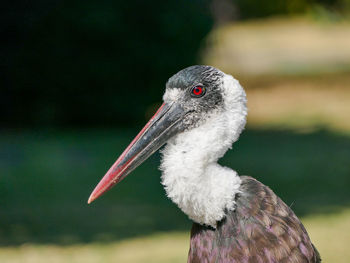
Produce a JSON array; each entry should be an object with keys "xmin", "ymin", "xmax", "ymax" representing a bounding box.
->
[{"xmin": 1, "ymin": 0, "xmax": 350, "ymax": 262}]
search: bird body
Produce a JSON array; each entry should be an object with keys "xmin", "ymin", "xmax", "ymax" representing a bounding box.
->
[
  {"xmin": 88, "ymin": 65, "xmax": 321, "ymax": 262},
  {"xmin": 188, "ymin": 176, "xmax": 321, "ymax": 263}
]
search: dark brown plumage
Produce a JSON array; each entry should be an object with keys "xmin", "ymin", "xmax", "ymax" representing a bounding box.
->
[{"xmin": 188, "ymin": 176, "xmax": 321, "ymax": 263}]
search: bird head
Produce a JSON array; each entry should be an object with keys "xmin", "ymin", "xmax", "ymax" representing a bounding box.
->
[{"xmin": 88, "ymin": 65, "xmax": 247, "ymax": 204}]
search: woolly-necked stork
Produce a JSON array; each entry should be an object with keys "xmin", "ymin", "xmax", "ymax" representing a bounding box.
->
[{"xmin": 88, "ymin": 66, "xmax": 321, "ymax": 262}]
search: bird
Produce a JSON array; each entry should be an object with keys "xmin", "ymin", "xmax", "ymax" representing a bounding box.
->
[{"xmin": 88, "ymin": 65, "xmax": 321, "ymax": 262}]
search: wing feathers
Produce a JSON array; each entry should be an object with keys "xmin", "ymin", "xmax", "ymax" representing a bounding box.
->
[{"xmin": 188, "ymin": 176, "xmax": 321, "ymax": 263}]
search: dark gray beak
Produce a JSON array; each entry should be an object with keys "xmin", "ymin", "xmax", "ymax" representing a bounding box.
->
[{"xmin": 88, "ymin": 102, "xmax": 186, "ymax": 203}]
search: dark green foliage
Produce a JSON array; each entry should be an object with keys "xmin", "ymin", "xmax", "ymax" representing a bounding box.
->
[
  {"xmin": 2, "ymin": 0, "xmax": 349, "ymax": 128},
  {"xmin": 2, "ymin": 0, "xmax": 350, "ymax": 128},
  {"xmin": 234, "ymin": 0, "xmax": 310, "ymax": 19},
  {"xmin": 234, "ymin": 0, "xmax": 349, "ymax": 19},
  {"xmin": 2, "ymin": 0, "xmax": 212, "ymax": 127}
]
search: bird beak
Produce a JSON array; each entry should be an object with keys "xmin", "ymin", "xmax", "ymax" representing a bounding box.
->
[{"xmin": 88, "ymin": 102, "xmax": 186, "ymax": 204}]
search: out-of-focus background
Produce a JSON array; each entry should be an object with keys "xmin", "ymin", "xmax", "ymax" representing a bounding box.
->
[{"xmin": 1, "ymin": 0, "xmax": 350, "ymax": 262}]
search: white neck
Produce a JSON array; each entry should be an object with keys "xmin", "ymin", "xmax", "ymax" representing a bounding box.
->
[{"xmin": 160, "ymin": 74, "xmax": 247, "ymax": 227}]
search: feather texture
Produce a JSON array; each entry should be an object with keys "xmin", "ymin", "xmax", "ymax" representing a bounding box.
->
[
  {"xmin": 188, "ymin": 176, "xmax": 321, "ymax": 263},
  {"xmin": 158, "ymin": 66, "xmax": 320, "ymax": 262},
  {"xmin": 161, "ymin": 72, "xmax": 247, "ymax": 227}
]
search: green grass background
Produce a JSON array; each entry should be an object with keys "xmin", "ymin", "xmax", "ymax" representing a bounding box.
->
[{"xmin": 1, "ymin": 127, "xmax": 349, "ymax": 243}]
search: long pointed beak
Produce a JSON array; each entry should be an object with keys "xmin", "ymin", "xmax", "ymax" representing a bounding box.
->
[{"xmin": 88, "ymin": 102, "xmax": 186, "ymax": 204}]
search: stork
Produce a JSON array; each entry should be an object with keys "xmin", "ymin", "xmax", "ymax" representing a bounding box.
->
[{"xmin": 88, "ymin": 65, "xmax": 321, "ymax": 262}]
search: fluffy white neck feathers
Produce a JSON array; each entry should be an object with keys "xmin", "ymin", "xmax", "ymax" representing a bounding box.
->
[{"xmin": 160, "ymin": 74, "xmax": 247, "ymax": 227}]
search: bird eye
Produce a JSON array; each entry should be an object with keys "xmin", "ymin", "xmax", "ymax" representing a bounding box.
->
[{"xmin": 190, "ymin": 85, "xmax": 206, "ymax": 98}]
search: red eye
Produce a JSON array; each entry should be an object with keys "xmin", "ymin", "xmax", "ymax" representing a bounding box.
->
[{"xmin": 191, "ymin": 85, "xmax": 206, "ymax": 97}]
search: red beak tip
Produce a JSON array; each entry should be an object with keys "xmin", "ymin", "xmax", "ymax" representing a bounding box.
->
[
  {"xmin": 87, "ymin": 103, "xmax": 168, "ymax": 205},
  {"xmin": 87, "ymin": 193, "xmax": 96, "ymax": 204}
]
